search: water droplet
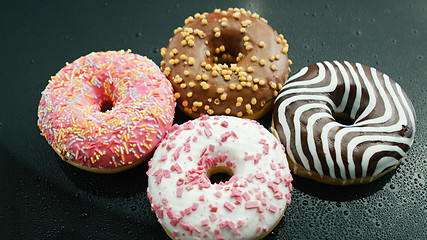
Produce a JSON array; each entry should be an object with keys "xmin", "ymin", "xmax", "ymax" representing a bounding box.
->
[
  {"xmin": 349, "ymin": 43, "xmax": 355, "ymax": 48},
  {"xmin": 370, "ymin": 18, "xmax": 376, "ymax": 23},
  {"xmin": 129, "ymin": 205, "xmax": 137, "ymax": 211},
  {"xmin": 135, "ymin": 32, "xmax": 142, "ymax": 37},
  {"xmin": 81, "ymin": 212, "xmax": 88, "ymax": 218},
  {"xmin": 29, "ymin": 59, "xmax": 35, "ymax": 64},
  {"xmin": 355, "ymin": 18, "xmax": 361, "ymax": 23},
  {"xmin": 153, "ymin": 48, "xmax": 160, "ymax": 53},
  {"xmin": 417, "ymin": 55, "xmax": 424, "ymax": 61},
  {"xmin": 354, "ymin": 30, "xmax": 362, "ymax": 37},
  {"xmin": 391, "ymin": 38, "xmax": 397, "ymax": 44},
  {"xmin": 412, "ymin": 29, "xmax": 419, "ymax": 35}
]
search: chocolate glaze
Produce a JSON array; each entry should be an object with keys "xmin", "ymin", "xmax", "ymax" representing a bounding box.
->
[
  {"xmin": 272, "ymin": 61, "xmax": 416, "ymax": 184},
  {"xmin": 161, "ymin": 8, "xmax": 290, "ymax": 119}
]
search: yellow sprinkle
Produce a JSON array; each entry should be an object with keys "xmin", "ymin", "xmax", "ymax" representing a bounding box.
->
[{"xmin": 123, "ymin": 142, "xmax": 129, "ymax": 155}]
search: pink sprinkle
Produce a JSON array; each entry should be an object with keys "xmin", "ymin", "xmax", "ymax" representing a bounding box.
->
[
  {"xmin": 201, "ymin": 219, "xmax": 209, "ymax": 226},
  {"xmin": 166, "ymin": 143, "xmax": 176, "ymax": 151},
  {"xmin": 210, "ymin": 205, "xmax": 218, "ymax": 212},
  {"xmin": 175, "ymin": 163, "xmax": 183, "ymax": 173},
  {"xmin": 209, "ymin": 144, "xmax": 215, "ymax": 152},
  {"xmin": 204, "ymin": 128, "xmax": 212, "ymax": 137},
  {"xmin": 176, "ymin": 178, "xmax": 184, "ymax": 186},
  {"xmin": 176, "ymin": 186, "xmax": 184, "ymax": 198},
  {"xmin": 242, "ymin": 192, "xmax": 251, "ymax": 201},
  {"xmin": 254, "ymin": 153, "xmax": 262, "ymax": 165},
  {"xmin": 199, "ymin": 195, "xmax": 205, "ymax": 201},
  {"xmin": 263, "ymin": 144, "xmax": 269, "ymax": 155},
  {"xmin": 159, "ymin": 154, "xmax": 167, "ymax": 161},
  {"xmin": 157, "ymin": 209, "xmax": 163, "ymax": 219},
  {"xmin": 219, "ymin": 221, "xmax": 228, "ymax": 229},
  {"xmin": 172, "ymin": 146, "xmax": 182, "ymax": 160},
  {"xmin": 268, "ymin": 205, "xmax": 278, "ymax": 213},
  {"xmin": 220, "ymin": 121, "xmax": 229, "ymax": 127},
  {"xmin": 259, "ymin": 139, "xmax": 267, "ymax": 144},
  {"xmin": 213, "ymin": 229, "xmax": 220, "ymax": 235},
  {"xmin": 214, "ymin": 191, "xmax": 222, "ymax": 198},
  {"xmin": 200, "ymin": 146, "xmax": 208, "ymax": 157},
  {"xmin": 220, "ymin": 131, "xmax": 232, "ymax": 142},
  {"xmin": 285, "ymin": 192, "xmax": 292, "ymax": 204},
  {"xmin": 231, "ymin": 188, "xmax": 242, "ymax": 197},
  {"xmin": 270, "ymin": 163, "xmax": 277, "ymax": 170},
  {"xmin": 224, "ymin": 202, "xmax": 235, "ymax": 211},
  {"xmin": 234, "ymin": 196, "xmax": 243, "ymax": 205},
  {"xmin": 163, "ymin": 169, "xmax": 171, "ymax": 178},
  {"xmin": 255, "ymin": 172, "xmax": 265, "ymax": 179},
  {"xmin": 185, "ymin": 185, "xmax": 194, "ymax": 191},
  {"xmin": 184, "ymin": 207, "xmax": 192, "ymax": 215},
  {"xmin": 237, "ymin": 220, "xmax": 245, "ymax": 228},
  {"xmin": 273, "ymin": 141, "xmax": 278, "ymax": 149},
  {"xmin": 209, "ymin": 213, "xmax": 217, "ymax": 222},
  {"xmin": 268, "ymin": 182, "xmax": 279, "ymax": 193},
  {"xmin": 245, "ymin": 201, "xmax": 258, "ymax": 209},
  {"xmin": 259, "ymin": 213, "xmax": 265, "ymax": 221},
  {"xmin": 246, "ymin": 174, "xmax": 254, "ymax": 182},
  {"xmin": 191, "ymin": 202, "xmax": 199, "ymax": 210},
  {"xmin": 184, "ymin": 142, "xmax": 191, "ymax": 152},
  {"xmin": 162, "ymin": 198, "xmax": 168, "ymax": 205},
  {"xmin": 244, "ymin": 154, "xmax": 254, "ymax": 161},
  {"xmin": 232, "ymin": 228, "xmax": 241, "ymax": 236}
]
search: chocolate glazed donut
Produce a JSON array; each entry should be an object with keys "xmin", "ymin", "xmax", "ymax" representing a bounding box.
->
[
  {"xmin": 272, "ymin": 61, "xmax": 416, "ymax": 185},
  {"xmin": 161, "ymin": 8, "xmax": 291, "ymax": 119}
]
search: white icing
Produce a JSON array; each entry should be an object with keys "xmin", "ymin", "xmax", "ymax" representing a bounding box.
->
[{"xmin": 147, "ymin": 116, "xmax": 292, "ymax": 239}]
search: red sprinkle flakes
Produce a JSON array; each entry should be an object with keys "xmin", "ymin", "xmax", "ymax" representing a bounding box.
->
[
  {"xmin": 214, "ymin": 191, "xmax": 222, "ymax": 198},
  {"xmin": 268, "ymin": 205, "xmax": 278, "ymax": 213},
  {"xmin": 201, "ymin": 219, "xmax": 209, "ymax": 226},
  {"xmin": 199, "ymin": 194, "xmax": 205, "ymax": 201},
  {"xmin": 220, "ymin": 121, "xmax": 229, "ymax": 127},
  {"xmin": 237, "ymin": 220, "xmax": 245, "ymax": 229},
  {"xmin": 224, "ymin": 201, "xmax": 235, "ymax": 211},
  {"xmin": 245, "ymin": 201, "xmax": 258, "ymax": 209},
  {"xmin": 209, "ymin": 213, "xmax": 217, "ymax": 222},
  {"xmin": 176, "ymin": 186, "xmax": 184, "ymax": 198}
]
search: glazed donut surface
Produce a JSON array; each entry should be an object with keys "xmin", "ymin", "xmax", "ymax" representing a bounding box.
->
[
  {"xmin": 37, "ymin": 50, "xmax": 175, "ymax": 173},
  {"xmin": 272, "ymin": 61, "xmax": 416, "ymax": 185},
  {"xmin": 147, "ymin": 115, "xmax": 292, "ymax": 239},
  {"xmin": 161, "ymin": 8, "xmax": 291, "ymax": 119}
]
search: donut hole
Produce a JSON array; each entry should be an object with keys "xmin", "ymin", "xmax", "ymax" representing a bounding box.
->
[
  {"xmin": 100, "ymin": 100, "xmax": 114, "ymax": 112},
  {"xmin": 211, "ymin": 31, "xmax": 247, "ymax": 65},
  {"xmin": 332, "ymin": 112, "xmax": 355, "ymax": 125},
  {"xmin": 207, "ymin": 166, "xmax": 234, "ymax": 184}
]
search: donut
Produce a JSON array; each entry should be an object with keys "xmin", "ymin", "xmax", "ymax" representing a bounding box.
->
[
  {"xmin": 147, "ymin": 115, "xmax": 292, "ymax": 239},
  {"xmin": 37, "ymin": 50, "xmax": 175, "ymax": 173},
  {"xmin": 272, "ymin": 61, "xmax": 416, "ymax": 185},
  {"xmin": 160, "ymin": 8, "xmax": 292, "ymax": 119}
]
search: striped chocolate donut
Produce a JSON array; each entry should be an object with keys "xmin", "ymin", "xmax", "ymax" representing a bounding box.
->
[{"xmin": 272, "ymin": 61, "xmax": 416, "ymax": 185}]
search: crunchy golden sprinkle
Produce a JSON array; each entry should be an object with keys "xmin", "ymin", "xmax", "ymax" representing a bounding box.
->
[
  {"xmin": 225, "ymin": 108, "xmax": 231, "ymax": 114},
  {"xmin": 259, "ymin": 59, "xmax": 266, "ymax": 66},
  {"xmin": 188, "ymin": 82, "xmax": 196, "ymax": 88},
  {"xmin": 237, "ymin": 111, "xmax": 243, "ymax": 117},
  {"xmin": 201, "ymin": 19, "xmax": 208, "ymax": 25},
  {"xmin": 251, "ymin": 98, "xmax": 257, "ymax": 105},
  {"xmin": 174, "ymin": 92, "xmax": 181, "ymax": 99},
  {"xmin": 220, "ymin": 93, "xmax": 227, "ymax": 100},
  {"xmin": 259, "ymin": 41, "xmax": 265, "ymax": 48},
  {"xmin": 187, "ymin": 92, "xmax": 193, "ymax": 97},
  {"xmin": 270, "ymin": 64, "xmax": 277, "ymax": 71}
]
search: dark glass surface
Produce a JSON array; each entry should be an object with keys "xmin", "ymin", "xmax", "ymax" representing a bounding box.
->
[{"xmin": 1, "ymin": 0, "xmax": 426, "ymax": 239}]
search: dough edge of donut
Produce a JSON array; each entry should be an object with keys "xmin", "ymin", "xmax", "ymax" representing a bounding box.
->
[
  {"xmin": 270, "ymin": 119, "xmax": 403, "ymax": 186},
  {"xmin": 61, "ymin": 150, "xmax": 154, "ymax": 174}
]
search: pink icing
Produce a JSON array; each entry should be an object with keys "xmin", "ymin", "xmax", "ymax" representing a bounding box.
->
[{"xmin": 37, "ymin": 50, "xmax": 175, "ymax": 171}]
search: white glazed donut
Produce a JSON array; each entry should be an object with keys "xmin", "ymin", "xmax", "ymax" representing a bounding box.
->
[{"xmin": 147, "ymin": 115, "xmax": 292, "ymax": 239}]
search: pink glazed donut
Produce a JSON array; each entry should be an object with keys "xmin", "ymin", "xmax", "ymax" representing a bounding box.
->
[
  {"xmin": 147, "ymin": 115, "xmax": 292, "ymax": 239},
  {"xmin": 37, "ymin": 50, "xmax": 175, "ymax": 173}
]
